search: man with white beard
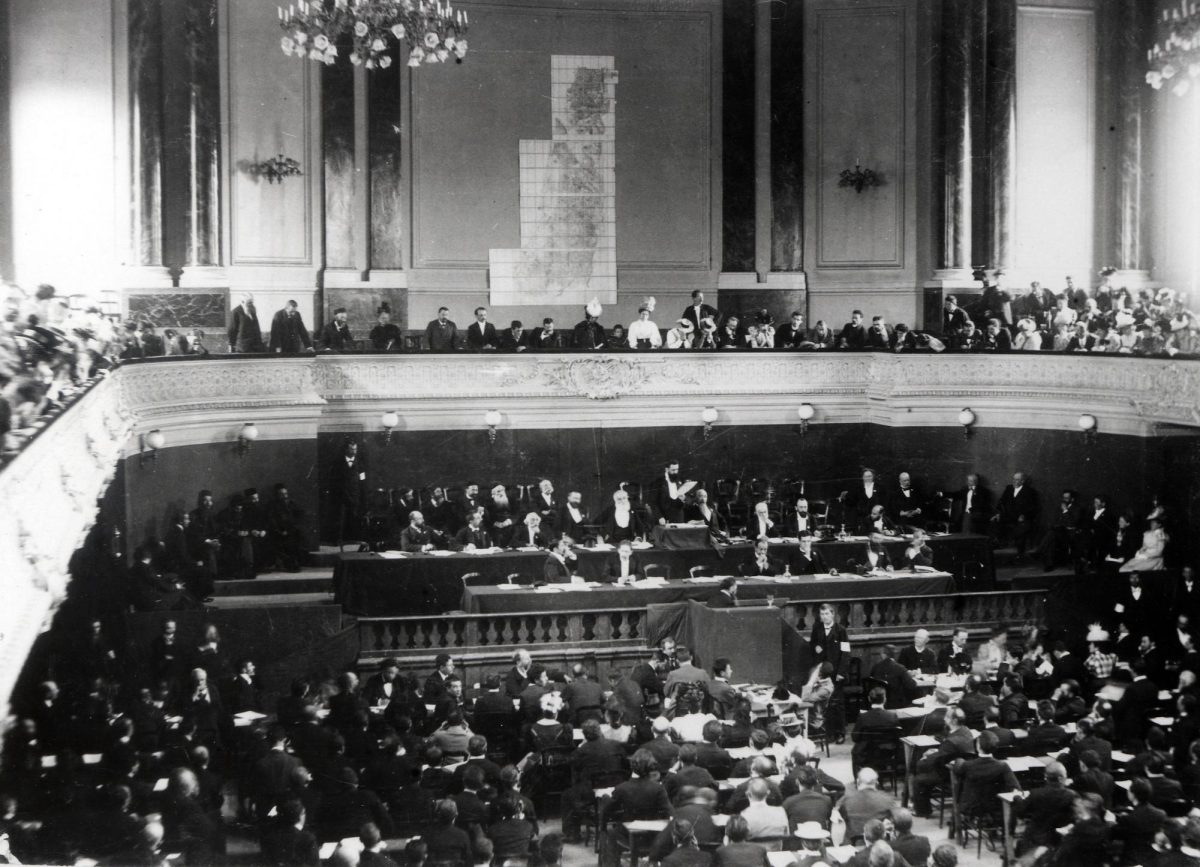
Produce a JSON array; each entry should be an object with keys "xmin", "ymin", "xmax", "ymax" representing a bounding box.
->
[{"xmin": 487, "ymin": 484, "xmax": 516, "ymax": 548}]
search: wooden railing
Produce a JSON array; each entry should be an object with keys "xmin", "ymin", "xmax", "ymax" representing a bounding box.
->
[
  {"xmin": 779, "ymin": 588, "xmax": 1045, "ymax": 638},
  {"xmin": 354, "ymin": 590, "xmax": 1047, "ymax": 685},
  {"xmin": 358, "ymin": 606, "xmax": 648, "ymax": 658}
]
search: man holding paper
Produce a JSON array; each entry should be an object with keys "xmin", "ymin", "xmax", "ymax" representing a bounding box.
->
[{"xmin": 654, "ymin": 461, "xmax": 697, "ymax": 523}]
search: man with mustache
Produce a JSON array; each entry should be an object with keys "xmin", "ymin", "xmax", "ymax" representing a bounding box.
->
[{"xmin": 488, "ymin": 484, "xmax": 516, "ymax": 548}]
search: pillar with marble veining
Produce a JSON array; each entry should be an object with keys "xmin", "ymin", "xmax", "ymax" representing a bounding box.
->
[
  {"xmin": 985, "ymin": 0, "xmax": 1017, "ymax": 271},
  {"xmin": 180, "ymin": 0, "xmax": 221, "ymax": 268},
  {"xmin": 754, "ymin": 0, "xmax": 772, "ymax": 281},
  {"xmin": 938, "ymin": 0, "xmax": 975, "ymax": 275},
  {"xmin": 128, "ymin": 0, "xmax": 164, "ymax": 267},
  {"xmin": 1113, "ymin": 0, "xmax": 1149, "ymax": 276}
]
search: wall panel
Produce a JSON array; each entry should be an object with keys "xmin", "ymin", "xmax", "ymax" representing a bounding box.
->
[
  {"xmin": 1014, "ymin": 5, "xmax": 1096, "ymax": 284},
  {"xmin": 802, "ymin": 0, "xmax": 920, "ymax": 329},
  {"xmin": 406, "ymin": 0, "xmax": 721, "ymax": 327},
  {"xmin": 225, "ymin": 0, "xmax": 313, "ymax": 265}
]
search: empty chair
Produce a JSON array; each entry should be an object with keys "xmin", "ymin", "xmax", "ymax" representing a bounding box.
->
[{"xmin": 643, "ymin": 563, "xmax": 669, "ymax": 580}]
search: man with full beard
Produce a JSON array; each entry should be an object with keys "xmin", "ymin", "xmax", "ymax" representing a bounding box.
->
[{"xmin": 487, "ymin": 484, "xmax": 516, "ymax": 548}]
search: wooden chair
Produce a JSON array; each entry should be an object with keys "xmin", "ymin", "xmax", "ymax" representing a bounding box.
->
[
  {"xmin": 643, "ymin": 563, "xmax": 669, "ymax": 580},
  {"xmin": 927, "ymin": 496, "xmax": 955, "ymax": 533},
  {"xmin": 850, "ymin": 726, "xmax": 904, "ymax": 791}
]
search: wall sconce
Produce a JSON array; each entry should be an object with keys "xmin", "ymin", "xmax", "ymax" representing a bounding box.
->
[
  {"xmin": 248, "ymin": 153, "xmax": 303, "ymax": 184},
  {"xmin": 237, "ymin": 422, "xmax": 259, "ymax": 457},
  {"xmin": 484, "ymin": 409, "xmax": 502, "ymax": 444},
  {"xmin": 796, "ymin": 403, "xmax": 815, "ymax": 436},
  {"xmin": 700, "ymin": 407, "xmax": 719, "ymax": 440},
  {"xmin": 1078, "ymin": 413, "xmax": 1097, "ymax": 445},
  {"xmin": 837, "ymin": 161, "xmax": 882, "ymax": 193},
  {"xmin": 958, "ymin": 408, "xmax": 976, "ymax": 439},
  {"xmin": 140, "ymin": 429, "xmax": 165, "ymax": 468},
  {"xmin": 380, "ymin": 410, "xmax": 400, "ymax": 445}
]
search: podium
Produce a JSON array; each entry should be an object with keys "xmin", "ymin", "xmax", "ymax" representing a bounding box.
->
[{"xmin": 683, "ymin": 600, "xmax": 782, "ymax": 685}]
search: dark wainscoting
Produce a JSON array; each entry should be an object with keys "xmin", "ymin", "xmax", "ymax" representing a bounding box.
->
[
  {"xmin": 123, "ymin": 438, "xmax": 320, "ymax": 554},
  {"xmin": 317, "ymin": 422, "xmax": 1174, "ymax": 543}
]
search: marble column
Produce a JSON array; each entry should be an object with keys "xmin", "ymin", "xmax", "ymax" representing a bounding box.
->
[
  {"xmin": 985, "ymin": 0, "xmax": 1017, "ymax": 271},
  {"xmin": 936, "ymin": 0, "xmax": 976, "ymax": 278},
  {"xmin": 128, "ymin": 0, "xmax": 164, "ymax": 268},
  {"xmin": 754, "ymin": 0, "xmax": 772, "ymax": 282},
  {"xmin": 1112, "ymin": 0, "xmax": 1151, "ymax": 285}
]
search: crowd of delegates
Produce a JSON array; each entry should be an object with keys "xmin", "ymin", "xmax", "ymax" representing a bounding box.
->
[
  {"xmin": 129, "ymin": 483, "xmax": 309, "ymax": 611},
  {"xmin": 221, "ymin": 277, "xmax": 1200, "ymax": 356},
  {"xmin": 329, "ymin": 454, "xmax": 1184, "ymax": 584},
  {"xmin": 0, "ymin": 283, "xmax": 125, "ymax": 457},
  {"xmin": 941, "ymin": 273, "xmax": 1200, "ymax": 356},
  {"xmin": 14, "ymin": 579, "xmax": 1200, "ymax": 867}
]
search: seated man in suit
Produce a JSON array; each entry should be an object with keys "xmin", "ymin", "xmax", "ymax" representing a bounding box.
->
[
  {"xmin": 937, "ymin": 627, "xmax": 973, "ymax": 675},
  {"xmin": 784, "ymin": 497, "xmax": 818, "ymax": 538},
  {"xmin": 743, "ymin": 501, "xmax": 780, "ymax": 541},
  {"xmin": 897, "ymin": 629, "xmax": 938, "ymax": 675},
  {"xmin": 854, "ymin": 533, "xmax": 894, "ymax": 574},
  {"xmin": 709, "ymin": 577, "xmax": 738, "ymax": 608},
  {"xmin": 851, "ymin": 688, "xmax": 900, "ymax": 775},
  {"xmin": 911, "ymin": 708, "xmax": 975, "ymax": 817},
  {"xmin": 605, "ymin": 539, "xmax": 644, "ymax": 584},
  {"xmin": 860, "ymin": 505, "xmax": 897, "ymax": 537},
  {"xmin": 740, "ymin": 537, "xmax": 786, "ymax": 578},
  {"xmin": 399, "ymin": 511, "xmax": 445, "ymax": 553},
  {"xmin": 514, "ymin": 512, "xmax": 550, "ymax": 549},
  {"xmin": 451, "ymin": 509, "xmax": 491, "ymax": 551},
  {"xmin": 899, "ymin": 528, "xmax": 934, "ymax": 570},
  {"xmin": 1025, "ymin": 700, "xmax": 1070, "ymax": 754},
  {"xmin": 542, "ymin": 536, "xmax": 577, "ymax": 583},
  {"xmin": 790, "ymin": 535, "xmax": 827, "ymax": 575},
  {"xmin": 664, "ymin": 647, "xmax": 711, "ymax": 701},
  {"xmin": 684, "ymin": 488, "xmax": 727, "ymax": 537},
  {"xmin": 868, "ymin": 645, "xmax": 919, "ymax": 708},
  {"xmin": 955, "ymin": 731, "xmax": 1019, "ymax": 823},
  {"xmin": 557, "ymin": 491, "xmax": 590, "ymax": 541}
]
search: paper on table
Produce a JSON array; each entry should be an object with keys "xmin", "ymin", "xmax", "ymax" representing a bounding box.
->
[
  {"xmin": 516, "ymin": 546, "xmax": 541, "ymax": 552},
  {"xmin": 826, "ymin": 845, "xmax": 859, "ymax": 864},
  {"xmin": 495, "ymin": 584, "xmax": 521, "ymax": 590},
  {"xmin": 377, "ymin": 551, "xmax": 406, "ymax": 559},
  {"xmin": 235, "ymin": 710, "xmax": 267, "ymax": 720},
  {"xmin": 534, "ymin": 586, "xmax": 563, "ymax": 593},
  {"xmin": 154, "ymin": 778, "xmax": 169, "ymax": 792},
  {"xmin": 631, "ymin": 541, "xmax": 653, "ymax": 549},
  {"xmin": 428, "ymin": 550, "xmax": 455, "ymax": 557}
]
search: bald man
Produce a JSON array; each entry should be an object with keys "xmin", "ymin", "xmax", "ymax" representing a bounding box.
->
[{"xmin": 898, "ymin": 629, "xmax": 938, "ymax": 675}]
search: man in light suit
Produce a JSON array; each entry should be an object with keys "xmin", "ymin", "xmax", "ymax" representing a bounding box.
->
[{"xmin": 466, "ymin": 306, "xmax": 498, "ymax": 350}]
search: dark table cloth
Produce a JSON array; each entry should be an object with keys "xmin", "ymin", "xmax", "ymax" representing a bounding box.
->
[
  {"xmin": 461, "ymin": 571, "xmax": 955, "ymax": 614},
  {"xmin": 332, "ymin": 533, "xmax": 992, "ymax": 616}
]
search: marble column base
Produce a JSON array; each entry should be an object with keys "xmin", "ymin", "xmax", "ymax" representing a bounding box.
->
[{"xmin": 1108, "ymin": 269, "xmax": 1155, "ymax": 290}]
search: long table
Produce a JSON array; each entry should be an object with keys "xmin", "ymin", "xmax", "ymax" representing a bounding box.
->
[
  {"xmin": 461, "ymin": 571, "xmax": 954, "ymax": 615},
  {"xmin": 332, "ymin": 533, "xmax": 993, "ymax": 616}
]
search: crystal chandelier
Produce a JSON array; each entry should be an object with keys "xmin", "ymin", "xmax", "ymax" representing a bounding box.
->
[
  {"xmin": 279, "ymin": 0, "xmax": 469, "ymax": 70},
  {"xmin": 1146, "ymin": 0, "xmax": 1200, "ymax": 96}
]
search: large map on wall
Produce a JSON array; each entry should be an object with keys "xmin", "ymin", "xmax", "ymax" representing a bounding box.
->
[{"xmin": 489, "ymin": 56, "xmax": 619, "ymax": 305}]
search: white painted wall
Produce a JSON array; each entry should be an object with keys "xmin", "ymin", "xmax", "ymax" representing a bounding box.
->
[
  {"xmin": 8, "ymin": 0, "xmax": 119, "ymax": 295},
  {"xmin": 1013, "ymin": 5, "xmax": 1097, "ymax": 287}
]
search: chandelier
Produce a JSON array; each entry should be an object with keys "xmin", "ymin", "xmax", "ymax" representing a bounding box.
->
[
  {"xmin": 1146, "ymin": 1, "xmax": 1200, "ymax": 96},
  {"xmin": 279, "ymin": 0, "xmax": 468, "ymax": 70}
]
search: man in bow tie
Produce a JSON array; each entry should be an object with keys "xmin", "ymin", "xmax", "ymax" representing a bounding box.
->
[
  {"xmin": 789, "ymin": 497, "xmax": 815, "ymax": 537},
  {"xmin": 606, "ymin": 540, "xmax": 643, "ymax": 584},
  {"xmin": 534, "ymin": 479, "xmax": 557, "ymax": 531},
  {"xmin": 953, "ymin": 473, "xmax": 992, "ymax": 536},
  {"xmin": 557, "ymin": 491, "xmax": 589, "ymax": 540},
  {"xmin": 684, "ymin": 488, "xmax": 726, "ymax": 536},
  {"xmin": 452, "ymin": 510, "xmax": 491, "ymax": 551}
]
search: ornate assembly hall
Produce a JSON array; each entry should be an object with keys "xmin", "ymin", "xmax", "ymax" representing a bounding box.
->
[{"xmin": 1, "ymin": 0, "xmax": 1199, "ymax": 864}]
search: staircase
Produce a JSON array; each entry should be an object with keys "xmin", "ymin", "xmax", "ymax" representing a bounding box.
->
[{"xmin": 205, "ymin": 546, "xmax": 343, "ymax": 609}]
